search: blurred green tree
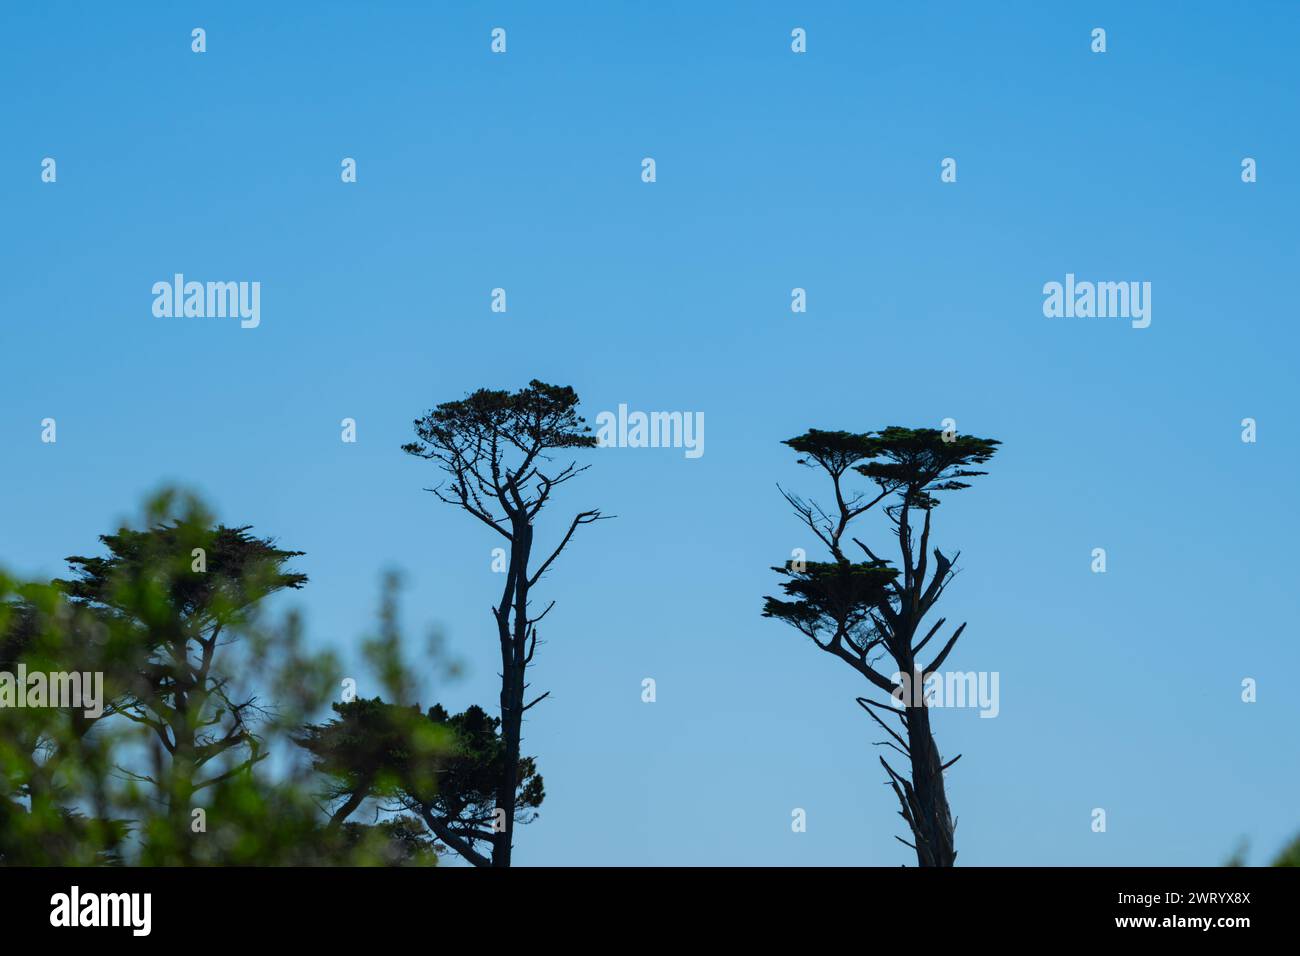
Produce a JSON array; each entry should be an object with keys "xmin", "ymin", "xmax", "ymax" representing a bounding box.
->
[
  {"xmin": 0, "ymin": 489, "xmax": 451, "ymax": 866},
  {"xmin": 54, "ymin": 491, "xmax": 306, "ymax": 860}
]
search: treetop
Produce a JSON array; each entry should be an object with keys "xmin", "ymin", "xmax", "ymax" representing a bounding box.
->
[
  {"xmin": 783, "ymin": 426, "xmax": 999, "ymax": 507},
  {"xmin": 403, "ymin": 379, "xmax": 598, "ymax": 459}
]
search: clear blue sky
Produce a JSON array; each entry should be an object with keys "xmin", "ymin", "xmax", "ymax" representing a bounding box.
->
[{"xmin": 3, "ymin": 1, "xmax": 1298, "ymax": 865}]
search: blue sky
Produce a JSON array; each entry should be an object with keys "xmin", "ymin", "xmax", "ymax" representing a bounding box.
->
[{"xmin": 2, "ymin": 1, "xmax": 1298, "ymax": 865}]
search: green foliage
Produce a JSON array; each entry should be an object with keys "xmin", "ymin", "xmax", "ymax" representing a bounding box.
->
[
  {"xmin": 0, "ymin": 488, "xmax": 490, "ymax": 867},
  {"xmin": 402, "ymin": 379, "xmax": 598, "ymax": 465},
  {"xmin": 1, "ymin": 573, "xmax": 133, "ymax": 865},
  {"xmin": 56, "ymin": 492, "xmax": 306, "ymax": 645},
  {"xmin": 296, "ymin": 697, "xmax": 454, "ymax": 806},
  {"xmin": 420, "ymin": 703, "xmax": 544, "ymax": 824},
  {"xmin": 782, "ymin": 430, "xmax": 882, "ymax": 476},
  {"xmin": 47, "ymin": 494, "xmax": 311, "ymax": 857},
  {"xmin": 297, "ymin": 697, "xmax": 543, "ymax": 863},
  {"xmin": 762, "ymin": 561, "xmax": 897, "ymax": 648},
  {"xmin": 1224, "ymin": 833, "xmax": 1300, "ymax": 867},
  {"xmin": 1272, "ymin": 834, "xmax": 1300, "ymax": 867},
  {"xmin": 854, "ymin": 427, "xmax": 998, "ymax": 509},
  {"xmin": 341, "ymin": 815, "xmax": 439, "ymax": 867},
  {"xmin": 785, "ymin": 426, "xmax": 999, "ymax": 510}
]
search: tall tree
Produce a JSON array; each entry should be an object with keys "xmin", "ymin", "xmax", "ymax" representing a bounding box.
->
[
  {"xmin": 402, "ymin": 380, "xmax": 606, "ymax": 866},
  {"xmin": 764, "ymin": 427, "xmax": 998, "ymax": 866},
  {"xmin": 56, "ymin": 494, "xmax": 307, "ymax": 859}
]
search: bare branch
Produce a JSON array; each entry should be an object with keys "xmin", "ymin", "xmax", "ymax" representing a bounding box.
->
[
  {"xmin": 923, "ymin": 622, "xmax": 967, "ymax": 677},
  {"xmin": 856, "ymin": 696, "xmax": 909, "ymax": 752},
  {"xmin": 522, "ymin": 691, "xmax": 551, "ymax": 712},
  {"xmin": 911, "ymin": 617, "xmax": 947, "ymax": 657},
  {"xmin": 527, "ymin": 509, "xmax": 608, "ymax": 588}
]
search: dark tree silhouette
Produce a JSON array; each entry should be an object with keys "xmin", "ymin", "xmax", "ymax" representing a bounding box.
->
[
  {"xmin": 402, "ymin": 379, "xmax": 607, "ymax": 866},
  {"xmin": 297, "ymin": 698, "xmax": 543, "ymax": 867},
  {"xmin": 764, "ymin": 427, "xmax": 999, "ymax": 866},
  {"xmin": 55, "ymin": 496, "xmax": 306, "ymax": 859}
]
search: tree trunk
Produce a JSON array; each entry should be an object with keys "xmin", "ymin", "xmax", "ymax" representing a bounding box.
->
[
  {"xmin": 492, "ymin": 661, "xmax": 523, "ymax": 867},
  {"xmin": 169, "ymin": 721, "xmax": 197, "ymax": 864},
  {"xmin": 492, "ymin": 522, "xmax": 532, "ymax": 867},
  {"xmin": 903, "ymin": 703, "xmax": 956, "ymax": 867}
]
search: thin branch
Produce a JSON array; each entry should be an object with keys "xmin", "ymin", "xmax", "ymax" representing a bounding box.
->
[
  {"xmin": 527, "ymin": 510, "xmax": 608, "ymax": 588},
  {"xmin": 521, "ymin": 691, "xmax": 551, "ymax": 712},
  {"xmin": 856, "ymin": 697, "xmax": 909, "ymax": 752},
  {"xmin": 923, "ymin": 622, "xmax": 967, "ymax": 677}
]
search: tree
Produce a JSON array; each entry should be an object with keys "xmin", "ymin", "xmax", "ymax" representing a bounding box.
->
[
  {"xmin": 1226, "ymin": 832, "xmax": 1300, "ymax": 867},
  {"xmin": 0, "ymin": 575, "xmax": 130, "ymax": 864},
  {"xmin": 297, "ymin": 698, "xmax": 543, "ymax": 867},
  {"xmin": 2, "ymin": 490, "xmax": 465, "ymax": 866},
  {"xmin": 764, "ymin": 427, "xmax": 999, "ymax": 866},
  {"xmin": 55, "ymin": 492, "xmax": 307, "ymax": 860},
  {"xmin": 1273, "ymin": 836, "xmax": 1300, "ymax": 867},
  {"xmin": 402, "ymin": 379, "xmax": 607, "ymax": 866}
]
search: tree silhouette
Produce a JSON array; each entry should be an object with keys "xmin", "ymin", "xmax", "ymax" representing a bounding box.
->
[
  {"xmin": 402, "ymin": 379, "xmax": 606, "ymax": 866},
  {"xmin": 297, "ymin": 698, "xmax": 543, "ymax": 867},
  {"xmin": 764, "ymin": 426, "xmax": 999, "ymax": 866}
]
